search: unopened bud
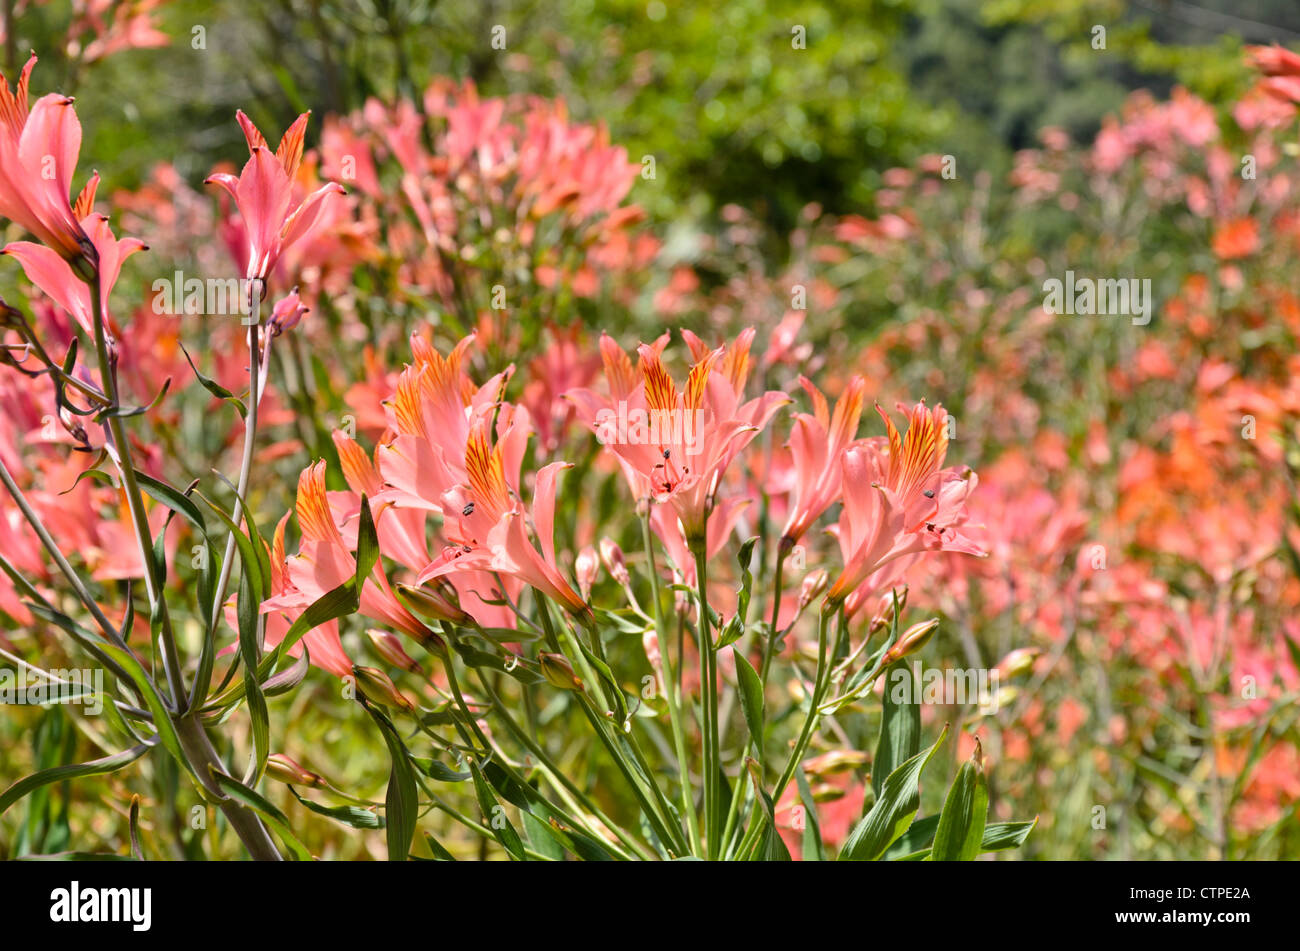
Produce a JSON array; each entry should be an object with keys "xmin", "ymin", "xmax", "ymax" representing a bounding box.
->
[
  {"xmin": 978, "ymin": 685, "xmax": 1018, "ymax": 715},
  {"xmin": 266, "ymin": 753, "xmax": 324, "ymax": 788},
  {"xmin": 351, "ymin": 665, "xmax": 417, "ymax": 712},
  {"xmin": 642, "ymin": 628, "xmax": 661, "ymax": 672},
  {"xmin": 576, "ymin": 545, "xmax": 599, "ymax": 600},
  {"xmin": 268, "ymin": 287, "xmax": 308, "ymax": 336},
  {"xmin": 367, "ymin": 629, "xmax": 423, "ymax": 674},
  {"xmin": 538, "ymin": 652, "xmax": 584, "ymax": 692},
  {"xmin": 880, "ymin": 618, "xmax": 939, "ymax": 666},
  {"xmin": 804, "ymin": 749, "xmax": 870, "ymax": 779},
  {"xmin": 810, "ymin": 782, "xmax": 848, "ymax": 803},
  {"xmin": 994, "ymin": 647, "xmax": 1040, "ymax": 680},
  {"xmin": 870, "ymin": 587, "xmax": 909, "ymax": 633},
  {"xmin": 395, "ymin": 581, "xmax": 470, "ymax": 626},
  {"xmin": 599, "ymin": 538, "xmax": 630, "ymax": 585},
  {"xmin": 799, "ymin": 568, "xmax": 830, "ymax": 608}
]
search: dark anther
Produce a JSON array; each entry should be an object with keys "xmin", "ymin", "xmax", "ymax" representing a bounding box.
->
[
  {"xmin": 462, "ymin": 501, "xmax": 475, "ymax": 516},
  {"xmin": 923, "ymin": 489, "xmax": 935, "ymax": 499}
]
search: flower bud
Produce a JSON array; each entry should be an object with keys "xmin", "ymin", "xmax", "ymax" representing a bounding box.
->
[
  {"xmin": 395, "ymin": 581, "xmax": 470, "ymax": 626},
  {"xmin": 869, "ymin": 587, "xmax": 909, "ymax": 633},
  {"xmin": 268, "ymin": 287, "xmax": 308, "ymax": 336},
  {"xmin": 367, "ymin": 629, "xmax": 423, "ymax": 674},
  {"xmin": 642, "ymin": 628, "xmax": 662, "ymax": 673},
  {"xmin": 799, "ymin": 568, "xmax": 830, "ymax": 608},
  {"xmin": 880, "ymin": 618, "xmax": 939, "ymax": 666},
  {"xmin": 538, "ymin": 652, "xmax": 584, "ymax": 692},
  {"xmin": 266, "ymin": 753, "xmax": 324, "ymax": 788},
  {"xmin": 804, "ymin": 749, "xmax": 869, "ymax": 779},
  {"xmin": 351, "ymin": 665, "xmax": 417, "ymax": 712},
  {"xmin": 994, "ymin": 646, "xmax": 1040, "ymax": 680},
  {"xmin": 576, "ymin": 545, "xmax": 599, "ymax": 600},
  {"xmin": 810, "ymin": 782, "xmax": 848, "ymax": 804},
  {"xmin": 599, "ymin": 538, "xmax": 630, "ymax": 585},
  {"xmin": 978, "ymin": 685, "xmax": 1019, "ymax": 715}
]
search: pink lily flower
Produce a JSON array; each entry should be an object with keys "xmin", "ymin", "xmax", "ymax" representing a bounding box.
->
[
  {"xmin": 781, "ymin": 374, "xmax": 867, "ymax": 545},
  {"xmin": 222, "ymin": 512, "xmax": 352, "ymax": 679},
  {"xmin": 3, "ymin": 173, "xmax": 145, "ymax": 337},
  {"xmin": 264, "ymin": 461, "xmax": 432, "ymax": 643},
  {"xmin": 568, "ymin": 329, "xmax": 788, "ymax": 543},
  {"xmin": 0, "ymin": 55, "xmax": 94, "ymax": 265},
  {"xmin": 205, "ymin": 110, "xmax": 344, "ymax": 283},
  {"xmin": 417, "ymin": 417, "xmax": 591, "ymax": 620},
  {"xmin": 826, "ymin": 401, "xmax": 983, "ymax": 607}
]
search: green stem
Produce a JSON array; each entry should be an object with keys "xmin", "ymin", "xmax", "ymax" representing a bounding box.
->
[
  {"xmin": 642, "ymin": 509, "xmax": 700, "ymax": 854},
  {"xmin": 722, "ymin": 539, "xmax": 792, "ymax": 852},
  {"xmin": 736, "ymin": 605, "xmax": 835, "ymax": 859},
  {"xmin": 88, "ymin": 269, "xmax": 186, "ymax": 711},
  {"xmin": 199, "ymin": 285, "xmax": 265, "ymax": 706},
  {"xmin": 692, "ymin": 541, "xmax": 721, "ymax": 859}
]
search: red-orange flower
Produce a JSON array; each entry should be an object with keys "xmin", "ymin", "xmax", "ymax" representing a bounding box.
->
[{"xmin": 205, "ymin": 110, "xmax": 344, "ymax": 282}]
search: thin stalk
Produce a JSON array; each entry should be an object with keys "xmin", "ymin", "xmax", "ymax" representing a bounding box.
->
[
  {"xmin": 692, "ymin": 541, "xmax": 721, "ymax": 859},
  {"xmin": 722, "ymin": 539, "xmax": 791, "ymax": 851},
  {"xmin": 88, "ymin": 270, "xmax": 186, "ymax": 710},
  {"xmin": 642, "ymin": 509, "xmax": 700, "ymax": 853},
  {"xmin": 196, "ymin": 287, "xmax": 266, "ymax": 708},
  {"xmin": 735, "ymin": 605, "xmax": 835, "ymax": 859}
]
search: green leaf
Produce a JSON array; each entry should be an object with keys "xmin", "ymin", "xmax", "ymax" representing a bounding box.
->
[
  {"xmin": 734, "ymin": 652, "xmax": 765, "ymax": 761},
  {"xmin": 422, "ymin": 831, "xmax": 457, "ymax": 861},
  {"xmin": 355, "ymin": 495, "xmax": 380, "ymax": 582},
  {"xmin": 128, "ymin": 795, "xmax": 145, "ymax": 861},
  {"xmin": 930, "ymin": 740, "xmax": 988, "ymax": 861},
  {"xmin": 470, "ymin": 761, "xmax": 526, "ymax": 860},
  {"xmin": 181, "ymin": 343, "xmax": 246, "ymax": 418},
  {"xmin": 840, "ymin": 724, "xmax": 948, "ymax": 861},
  {"xmin": 287, "ymin": 786, "xmax": 384, "ymax": 830},
  {"xmin": 0, "ymin": 744, "xmax": 150, "ymax": 815},
  {"xmin": 883, "ymin": 817, "xmax": 1038, "ymax": 860},
  {"xmin": 743, "ymin": 760, "xmax": 792, "ymax": 862},
  {"xmin": 198, "ymin": 491, "xmax": 267, "ymax": 600},
  {"xmin": 412, "ymin": 757, "xmax": 471, "ymax": 783},
  {"xmin": 480, "ymin": 762, "xmax": 614, "ymax": 861},
  {"xmin": 135, "ymin": 472, "xmax": 208, "ymax": 537},
  {"xmin": 978, "ymin": 818, "xmax": 1038, "ymax": 853},
  {"xmin": 96, "ymin": 640, "xmax": 195, "ymax": 782},
  {"xmin": 873, "ymin": 659, "xmax": 920, "ymax": 799},
  {"xmin": 521, "ymin": 810, "xmax": 565, "ymax": 861},
  {"xmin": 794, "ymin": 768, "xmax": 825, "ymax": 862},
  {"xmin": 237, "ymin": 571, "xmax": 270, "ymax": 786},
  {"xmin": 364, "ymin": 704, "xmax": 419, "ymax": 861}
]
